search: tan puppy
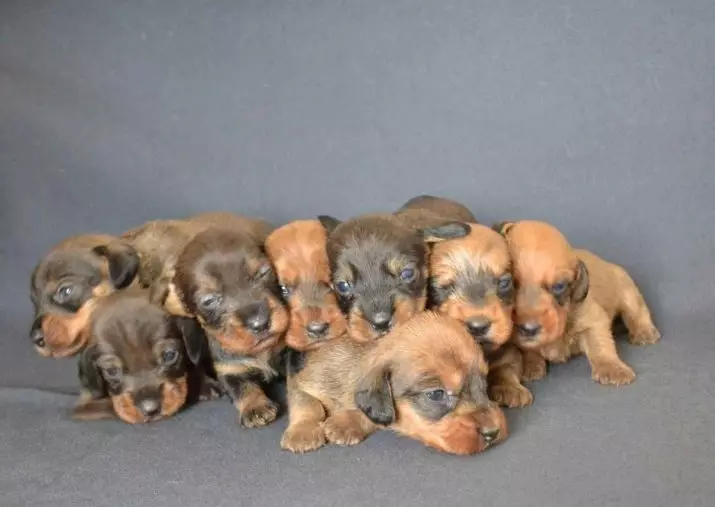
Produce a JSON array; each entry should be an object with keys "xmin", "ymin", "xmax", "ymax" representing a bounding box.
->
[
  {"xmin": 493, "ymin": 220, "xmax": 660, "ymax": 394},
  {"xmin": 280, "ymin": 312, "xmax": 508, "ymax": 455}
]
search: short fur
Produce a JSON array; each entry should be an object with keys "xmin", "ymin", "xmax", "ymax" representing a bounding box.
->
[
  {"xmin": 281, "ymin": 312, "xmax": 508, "ymax": 455},
  {"xmin": 264, "ymin": 220, "xmax": 347, "ymax": 351}
]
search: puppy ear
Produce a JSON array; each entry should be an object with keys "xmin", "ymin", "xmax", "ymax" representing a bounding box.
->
[
  {"xmin": 318, "ymin": 215, "xmax": 342, "ymax": 233},
  {"xmin": 571, "ymin": 260, "xmax": 590, "ymax": 303},
  {"xmin": 354, "ymin": 364, "xmax": 395, "ymax": 425},
  {"xmin": 77, "ymin": 344, "xmax": 105, "ymax": 398},
  {"xmin": 172, "ymin": 316, "xmax": 207, "ymax": 366},
  {"xmin": 420, "ymin": 222, "xmax": 471, "ymax": 244},
  {"xmin": 92, "ymin": 242, "xmax": 140, "ymax": 289},
  {"xmin": 492, "ymin": 221, "xmax": 516, "ymax": 237}
]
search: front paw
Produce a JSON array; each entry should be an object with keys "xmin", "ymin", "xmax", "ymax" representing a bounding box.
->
[
  {"xmin": 591, "ymin": 360, "xmax": 636, "ymax": 386},
  {"xmin": 489, "ymin": 384, "xmax": 534, "ymax": 408},
  {"xmin": 323, "ymin": 416, "xmax": 368, "ymax": 446},
  {"xmin": 521, "ymin": 358, "xmax": 547, "ymax": 382},
  {"xmin": 628, "ymin": 325, "xmax": 661, "ymax": 346},
  {"xmin": 199, "ymin": 378, "xmax": 224, "ymax": 401},
  {"xmin": 71, "ymin": 397, "xmax": 116, "ymax": 421},
  {"xmin": 238, "ymin": 400, "xmax": 279, "ymax": 428},
  {"xmin": 281, "ymin": 422, "xmax": 326, "ymax": 453}
]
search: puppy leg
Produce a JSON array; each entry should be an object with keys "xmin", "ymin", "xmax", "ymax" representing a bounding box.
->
[
  {"xmin": 197, "ymin": 374, "xmax": 224, "ymax": 401},
  {"xmin": 281, "ymin": 386, "xmax": 327, "ymax": 453},
  {"xmin": 615, "ymin": 268, "xmax": 661, "ymax": 345},
  {"xmin": 488, "ymin": 346, "xmax": 533, "ymax": 408},
  {"xmin": 71, "ymin": 389, "xmax": 116, "ymax": 421},
  {"xmin": 323, "ymin": 409, "xmax": 378, "ymax": 446},
  {"xmin": 220, "ymin": 375, "xmax": 279, "ymax": 428},
  {"xmin": 579, "ymin": 310, "xmax": 636, "ymax": 386},
  {"xmin": 521, "ymin": 349, "xmax": 547, "ymax": 382}
]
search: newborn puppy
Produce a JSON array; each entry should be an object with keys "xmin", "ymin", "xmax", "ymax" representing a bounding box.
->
[
  {"xmin": 281, "ymin": 311, "xmax": 508, "ymax": 455},
  {"xmin": 264, "ymin": 220, "xmax": 347, "ymax": 351},
  {"xmin": 74, "ymin": 288, "xmax": 214, "ymax": 424},
  {"xmin": 153, "ymin": 221, "xmax": 289, "ymax": 428},
  {"xmin": 29, "ymin": 234, "xmax": 139, "ymax": 358},
  {"xmin": 319, "ymin": 195, "xmax": 472, "ymax": 343},
  {"xmin": 494, "ymin": 220, "xmax": 661, "ymax": 390}
]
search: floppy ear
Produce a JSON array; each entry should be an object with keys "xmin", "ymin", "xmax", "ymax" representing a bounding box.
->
[
  {"xmin": 354, "ymin": 363, "xmax": 395, "ymax": 425},
  {"xmin": 318, "ymin": 215, "xmax": 342, "ymax": 233},
  {"xmin": 492, "ymin": 221, "xmax": 516, "ymax": 237},
  {"xmin": 173, "ymin": 316, "xmax": 207, "ymax": 366},
  {"xmin": 571, "ymin": 260, "xmax": 590, "ymax": 304},
  {"xmin": 77, "ymin": 344, "xmax": 105, "ymax": 398},
  {"xmin": 420, "ymin": 222, "xmax": 471, "ymax": 244},
  {"xmin": 92, "ymin": 242, "xmax": 140, "ymax": 289}
]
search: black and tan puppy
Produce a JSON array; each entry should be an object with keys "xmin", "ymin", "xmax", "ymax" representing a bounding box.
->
[
  {"xmin": 73, "ymin": 287, "xmax": 215, "ymax": 424},
  {"xmin": 151, "ymin": 220, "xmax": 289, "ymax": 428},
  {"xmin": 318, "ymin": 195, "xmax": 472, "ymax": 343},
  {"xmin": 281, "ymin": 312, "xmax": 508, "ymax": 455},
  {"xmin": 264, "ymin": 219, "xmax": 347, "ymax": 351},
  {"xmin": 29, "ymin": 234, "xmax": 140, "ymax": 358},
  {"xmin": 493, "ymin": 220, "xmax": 661, "ymax": 394}
]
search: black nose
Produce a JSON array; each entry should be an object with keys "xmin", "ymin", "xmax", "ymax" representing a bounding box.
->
[
  {"xmin": 306, "ymin": 321, "xmax": 329, "ymax": 337},
  {"xmin": 137, "ymin": 398, "xmax": 161, "ymax": 418},
  {"xmin": 480, "ymin": 427, "xmax": 500, "ymax": 443},
  {"xmin": 241, "ymin": 303, "xmax": 271, "ymax": 334},
  {"xmin": 30, "ymin": 328, "xmax": 46, "ymax": 348},
  {"xmin": 368, "ymin": 311, "xmax": 393, "ymax": 332},
  {"xmin": 517, "ymin": 322, "xmax": 542, "ymax": 338},
  {"xmin": 466, "ymin": 319, "xmax": 491, "ymax": 337}
]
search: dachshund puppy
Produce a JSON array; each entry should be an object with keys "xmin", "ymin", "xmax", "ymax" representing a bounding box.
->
[
  {"xmin": 152, "ymin": 221, "xmax": 289, "ymax": 428},
  {"xmin": 280, "ymin": 311, "xmax": 508, "ymax": 455},
  {"xmin": 494, "ymin": 220, "xmax": 661, "ymax": 390},
  {"xmin": 29, "ymin": 234, "xmax": 139, "ymax": 358},
  {"xmin": 318, "ymin": 196, "xmax": 472, "ymax": 343},
  {"xmin": 264, "ymin": 220, "xmax": 347, "ymax": 351},
  {"xmin": 73, "ymin": 287, "xmax": 214, "ymax": 424}
]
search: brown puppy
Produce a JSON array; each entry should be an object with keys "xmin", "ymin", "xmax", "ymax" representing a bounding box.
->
[
  {"xmin": 29, "ymin": 234, "xmax": 140, "ymax": 358},
  {"xmin": 280, "ymin": 312, "xmax": 508, "ymax": 455},
  {"xmin": 494, "ymin": 220, "xmax": 661, "ymax": 392},
  {"xmin": 73, "ymin": 287, "xmax": 214, "ymax": 424},
  {"xmin": 318, "ymin": 195, "xmax": 472, "ymax": 343},
  {"xmin": 152, "ymin": 220, "xmax": 289, "ymax": 428},
  {"xmin": 264, "ymin": 220, "xmax": 347, "ymax": 351}
]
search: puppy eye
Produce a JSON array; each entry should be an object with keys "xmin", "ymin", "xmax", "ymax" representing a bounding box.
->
[
  {"xmin": 399, "ymin": 267, "xmax": 416, "ymax": 282},
  {"xmin": 279, "ymin": 284, "xmax": 292, "ymax": 298},
  {"xmin": 425, "ymin": 389, "xmax": 446, "ymax": 402},
  {"xmin": 551, "ymin": 281, "xmax": 568, "ymax": 296},
  {"xmin": 199, "ymin": 293, "xmax": 223, "ymax": 311},
  {"xmin": 103, "ymin": 366, "xmax": 121, "ymax": 379},
  {"xmin": 255, "ymin": 264, "xmax": 272, "ymax": 280},
  {"xmin": 497, "ymin": 274, "xmax": 513, "ymax": 292},
  {"xmin": 334, "ymin": 281, "xmax": 353, "ymax": 296},
  {"xmin": 53, "ymin": 284, "xmax": 75, "ymax": 304},
  {"xmin": 161, "ymin": 349, "xmax": 179, "ymax": 365}
]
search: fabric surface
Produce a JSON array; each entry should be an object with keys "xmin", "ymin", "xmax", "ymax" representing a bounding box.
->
[{"xmin": 1, "ymin": 1, "xmax": 713, "ymax": 506}]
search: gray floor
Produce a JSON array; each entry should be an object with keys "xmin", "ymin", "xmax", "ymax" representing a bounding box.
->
[{"xmin": 1, "ymin": 1, "xmax": 713, "ymax": 506}]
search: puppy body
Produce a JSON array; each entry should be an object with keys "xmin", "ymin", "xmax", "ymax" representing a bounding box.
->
[
  {"xmin": 494, "ymin": 221, "xmax": 660, "ymax": 397},
  {"xmin": 281, "ymin": 312, "xmax": 508, "ymax": 455}
]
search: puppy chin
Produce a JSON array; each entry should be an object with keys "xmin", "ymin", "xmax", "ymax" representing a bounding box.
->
[{"xmin": 214, "ymin": 328, "xmax": 281, "ymax": 355}]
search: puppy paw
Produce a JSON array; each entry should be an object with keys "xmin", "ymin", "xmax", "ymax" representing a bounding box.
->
[
  {"xmin": 591, "ymin": 361, "xmax": 636, "ymax": 386},
  {"xmin": 628, "ymin": 325, "xmax": 661, "ymax": 346},
  {"xmin": 489, "ymin": 384, "xmax": 534, "ymax": 408},
  {"xmin": 281, "ymin": 422, "xmax": 326, "ymax": 453},
  {"xmin": 199, "ymin": 378, "xmax": 224, "ymax": 401},
  {"xmin": 238, "ymin": 400, "xmax": 279, "ymax": 428},
  {"xmin": 521, "ymin": 359, "xmax": 547, "ymax": 382},
  {"xmin": 323, "ymin": 416, "xmax": 369, "ymax": 446},
  {"xmin": 71, "ymin": 397, "xmax": 116, "ymax": 421}
]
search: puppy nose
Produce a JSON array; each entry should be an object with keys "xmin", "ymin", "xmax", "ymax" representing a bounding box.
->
[
  {"xmin": 30, "ymin": 328, "xmax": 46, "ymax": 348},
  {"xmin": 241, "ymin": 303, "xmax": 271, "ymax": 334},
  {"xmin": 368, "ymin": 311, "xmax": 393, "ymax": 332},
  {"xmin": 466, "ymin": 319, "xmax": 491, "ymax": 337},
  {"xmin": 517, "ymin": 322, "xmax": 542, "ymax": 338},
  {"xmin": 137, "ymin": 398, "xmax": 161, "ymax": 418},
  {"xmin": 306, "ymin": 321, "xmax": 329, "ymax": 337},
  {"xmin": 480, "ymin": 427, "xmax": 500, "ymax": 443}
]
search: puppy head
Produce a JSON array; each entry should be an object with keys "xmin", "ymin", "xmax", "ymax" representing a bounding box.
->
[
  {"xmin": 29, "ymin": 235, "xmax": 139, "ymax": 358},
  {"xmin": 87, "ymin": 295, "xmax": 203, "ymax": 424},
  {"xmin": 264, "ymin": 220, "xmax": 347, "ymax": 351},
  {"xmin": 168, "ymin": 227, "xmax": 289, "ymax": 355},
  {"xmin": 428, "ymin": 224, "xmax": 514, "ymax": 352},
  {"xmin": 319, "ymin": 214, "xmax": 470, "ymax": 343},
  {"xmin": 494, "ymin": 220, "xmax": 589, "ymax": 349},
  {"xmin": 354, "ymin": 312, "xmax": 508, "ymax": 455}
]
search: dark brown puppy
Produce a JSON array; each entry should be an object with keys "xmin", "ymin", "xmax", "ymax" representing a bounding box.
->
[
  {"xmin": 319, "ymin": 195, "xmax": 472, "ymax": 343},
  {"xmin": 29, "ymin": 234, "xmax": 140, "ymax": 358},
  {"xmin": 264, "ymin": 220, "xmax": 347, "ymax": 351},
  {"xmin": 152, "ymin": 220, "xmax": 289, "ymax": 428},
  {"xmin": 73, "ymin": 287, "xmax": 215, "ymax": 424},
  {"xmin": 493, "ymin": 220, "xmax": 661, "ymax": 396},
  {"xmin": 281, "ymin": 312, "xmax": 508, "ymax": 455}
]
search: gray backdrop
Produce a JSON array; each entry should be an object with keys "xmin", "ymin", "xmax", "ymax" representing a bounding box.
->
[{"xmin": 1, "ymin": 1, "xmax": 713, "ymax": 506}]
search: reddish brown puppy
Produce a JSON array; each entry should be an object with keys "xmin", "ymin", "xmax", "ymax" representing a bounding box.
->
[
  {"xmin": 281, "ymin": 312, "xmax": 508, "ymax": 455},
  {"xmin": 493, "ymin": 220, "xmax": 661, "ymax": 394},
  {"xmin": 264, "ymin": 220, "xmax": 347, "ymax": 351}
]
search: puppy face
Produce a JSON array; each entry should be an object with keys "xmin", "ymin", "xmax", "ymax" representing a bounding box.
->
[
  {"xmin": 29, "ymin": 236, "xmax": 139, "ymax": 358},
  {"xmin": 494, "ymin": 221, "xmax": 589, "ymax": 349},
  {"xmin": 320, "ymin": 215, "xmax": 470, "ymax": 343},
  {"xmin": 355, "ymin": 312, "xmax": 508, "ymax": 455},
  {"xmin": 87, "ymin": 296, "xmax": 200, "ymax": 424},
  {"xmin": 264, "ymin": 220, "xmax": 347, "ymax": 351},
  {"xmin": 171, "ymin": 228, "xmax": 289, "ymax": 355},
  {"xmin": 428, "ymin": 224, "xmax": 514, "ymax": 352}
]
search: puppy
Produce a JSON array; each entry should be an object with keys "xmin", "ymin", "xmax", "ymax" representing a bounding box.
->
[
  {"xmin": 494, "ymin": 220, "xmax": 661, "ymax": 391},
  {"xmin": 73, "ymin": 287, "xmax": 214, "ymax": 424},
  {"xmin": 264, "ymin": 220, "xmax": 347, "ymax": 351},
  {"xmin": 29, "ymin": 234, "xmax": 139, "ymax": 358},
  {"xmin": 280, "ymin": 311, "xmax": 508, "ymax": 455},
  {"xmin": 319, "ymin": 195, "xmax": 472, "ymax": 343},
  {"xmin": 152, "ymin": 220, "xmax": 289, "ymax": 428}
]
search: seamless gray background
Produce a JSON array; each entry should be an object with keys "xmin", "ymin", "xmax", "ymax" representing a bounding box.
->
[{"xmin": 1, "ymin": 1, "xmax": 713, "ymax": 506}]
